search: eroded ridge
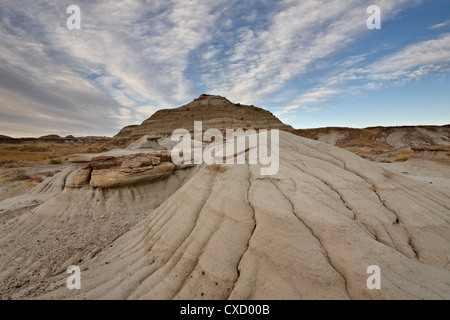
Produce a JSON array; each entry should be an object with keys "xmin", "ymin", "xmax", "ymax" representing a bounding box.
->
[{"xmin": 1, "ymin": 131, "xmax": 449, "ymax": 300}]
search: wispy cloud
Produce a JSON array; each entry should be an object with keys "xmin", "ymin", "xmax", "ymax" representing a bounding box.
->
[
  {"xmin": 0, "ymin": 0, "xmax": 233, "ymax": 136},
  {"xmin": 368, "ymin": 33, "xmax": 450, "ymax": 80},
  {"xmin": 284, "ymin": 33, "xmax": 450, "ymax": 115},
  {"xmin": 274, "ymin": 87, "xmax": 340, "ymax": 116},
  {"xmin": 203, "ymin": 0, "xmax": 420, "ymax": 103},
  {"xmin": 294, "ymin": 88, "xmax": 341, "ymax": 105},
  {"xmin": 428, "ymin": 19, "xmax": 450, "ymax": 30},
  {"xmin": 0, "ymin": 0, "xmax": 448, "ymax": 136}
]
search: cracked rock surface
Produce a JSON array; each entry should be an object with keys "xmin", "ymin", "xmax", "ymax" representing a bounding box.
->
[{"xmin": 0, "ymin": 131, "xmax": 449, "ymax": 299}]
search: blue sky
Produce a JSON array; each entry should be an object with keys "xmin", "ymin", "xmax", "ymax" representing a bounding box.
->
[{"xmin": 0, "ymin": 0, "xmax": 449, "ymax": 137}]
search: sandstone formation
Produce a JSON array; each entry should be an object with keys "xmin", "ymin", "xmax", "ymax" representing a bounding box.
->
[
  {"xmin": 109, "ymin": 94, "xmax": 293, "ymax": 148},
  {"xmin": 106, "ymin": 96, "xmax": 449, "ymax": 157},
  {"xmin": 410, "ymin": 146, "xmax": 450, "ymax": 162},
  {"xmin": 65, "ymin": 151, "xmax": 178, "ymax": 189},
  {"xmin": 125, "ymin": 135, "xmax": 166, "ymax": 151},
  {"xmin": 0, "ymin": 131, "xmax": 448, "ymax": 300},
  {"xmin": 294, "ymin": 125, "xmax": 450, "ymax": 150}
]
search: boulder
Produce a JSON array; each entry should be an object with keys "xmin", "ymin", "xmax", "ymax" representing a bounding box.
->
[
  {"xmin": 90, "ymin": 162, "xmax": 176, "ymax": 188},
  {"xmin": 66, "ymin": 164, "xmax": 92, "ymax": 188},
  {"xmin": 120, "ymin": 156, "xmax": 161, "ymax": 169}
]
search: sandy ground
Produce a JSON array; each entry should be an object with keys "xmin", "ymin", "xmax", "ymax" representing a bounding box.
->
[
  {"xmin": 0, "ymin": 164, "xmax": 66, "ymax": 201},
  {"xmin": 379, "ymin": 159, "xmax": 450, "ymax": 190}
]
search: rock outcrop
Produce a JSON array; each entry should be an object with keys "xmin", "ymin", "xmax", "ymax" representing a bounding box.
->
[
  {"xmin": 110, "ymin": 94, "xmax": 293, "ymax": 147},
  {"xmin": 294, "ymin": 125, "xmax": 450, "ymax": 150},
  {"xmin": 410, "ymin": 146, "xmax": 450, "ymax": 162},
  {"xmin": 66, "ymin": 152, "xmax": 177, "ymax": 189},
  {"xmin": 0, "ymin": 131, "xmax": 448, "ymax": 300},
  {"xmin": 125, "ymin": 135, "xmax": 166, "ymax": 151}
]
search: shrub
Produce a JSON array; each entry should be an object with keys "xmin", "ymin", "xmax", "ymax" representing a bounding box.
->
[
  {"xmin": 49, "ymin": 158, "xmax": 63, "ymax": 165},
  {"xmin": 10, "ymin": 169, "xmax": 30, "ymax": 181},
  {"xmin": 87, "ymin": 146, "xmax": 109, "ymax": 153},
  {"xmin": 389, "ymin": 149, "xmax": 414, "ymax": 162},
  {"xmin": 2, "ymin": 162, "xmax": 17, "ymax": 168},
  {"xmin": 27, "ymin": 176, "xmax": 44, "ymax": 183},
  {"xmin": 37, "ymin": 177, "xmax": 44, "ymax": 183},
  {"xmin": 395, "ymin": 156, "xmax": 410, "ymax": 162}
]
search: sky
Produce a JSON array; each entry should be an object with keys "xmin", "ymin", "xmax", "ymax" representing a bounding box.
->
[{"xmin": 0, "ymin": 0, "xmax": 449, "ymax": 138}]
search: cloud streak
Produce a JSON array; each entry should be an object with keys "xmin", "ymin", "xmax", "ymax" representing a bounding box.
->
[{"xmin": 428, "ymin": 20, "xmax": 450, "ymax": 30}]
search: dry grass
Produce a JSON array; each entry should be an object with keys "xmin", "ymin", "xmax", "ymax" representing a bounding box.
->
[
  {"xmin": 0, "ymin": 167, "xmax": 61, "ymax": 200},
  {"xmin": 6, "ymin": 169, "xmax": 30, "ymax": 182},
  {"xmin": 27, "ymin": 176, "xmax": 44, "ymax": 183},
  {"xmin": 294, "ymin": 127, "xmax": 391, "ymax": 149},
  {"xmin": 336, "ymin": 130, "xmax": 391, "ymax": 149},
  {"xmin": 412, "ymin": 146, "xmax": 450, "ymax": 152},
  {"xmin": 0, "ymin": 142, "xmax": 109, "ymax": 167},
  {"xmin": 389, "ymin": 149, "xmax": 414, "ymax": 162},
  {"xmin": 345, "ymin": 147, "xmax": 379, "ymax": 161},
  {"xmin": 49, "ymin": 158, "xmax": 62, "ymax": 165},
  {"xmin": 5, "ymin": 180, "xmax": 38, "ymax": 198}
]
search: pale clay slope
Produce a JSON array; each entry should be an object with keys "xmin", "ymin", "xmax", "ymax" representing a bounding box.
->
[
  {"xmin": 1, "ymin": 131, "xmax": 449, "ymax": 299},
  {"xmin": 380, "ymin": 159, "xmax": 450, "ymax": 190}
]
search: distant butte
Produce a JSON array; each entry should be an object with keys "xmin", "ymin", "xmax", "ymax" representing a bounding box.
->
[{"xmin": 111, "ymin": 94, "xmax": 293, "ymax": 146}]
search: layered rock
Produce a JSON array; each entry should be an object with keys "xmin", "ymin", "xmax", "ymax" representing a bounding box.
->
[
  {"xmin": 112, "ymin": 94, "xmax": 293, "ymax": 146},
  {"xmin": 294, "ymin": 125, "xmax": 450, "ymax": 150},
  {"xmin": 125, "ymin": 135, "xmax": 166, "ymax": 150},
  {"xmin": 66, "ymin": 152, "xmax": 176, "ymax": 189},
  {"xmin": 410, "ymin": 146, "xmax": 450, "ymax": 162}
]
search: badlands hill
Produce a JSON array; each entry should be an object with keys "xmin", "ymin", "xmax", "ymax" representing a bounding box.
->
[
  {"xmin": 0, "ymin": 135, "xmax": 13, "ymax": 141},
  {"xmin": 108, "ymin": 95, "xmax": 449, "ymax": 160},
  {"xmin": 0, "ymin": 95, "xmax": 449, "ymax": 300},
  {"xmin": 294, "ymin": 125, "xmax": 450, "ymax": 150},
  {"xmin": 0, "ymin": 135, "xmax": 109, "ymax": 144},
  {"xmin": 110, "ymin": 94, "xmax": 293, "ymax": 147}
]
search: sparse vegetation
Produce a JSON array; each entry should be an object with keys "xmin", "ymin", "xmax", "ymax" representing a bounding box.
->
[
  {"xmin": 49, "ymin": 158, "xmax": 63, "ymax": 165},
  {"xmin": 8, "ymin": 169, "xmax": 30, "ymax": 182},
  {"xmin": 87, "ymin": 146, "xmax": 110, "ymax": 153},
  {"xmin": 345, "ymin": 147, "xmax": 380, "ymax": 161},
  {"xmin": 27, "ymin": 176, "xmax": 44, "ymax": 183},
  {"xmin": 2, "ymin": 162, "xmax": 18, "ymax": 169},
  {"xmin": 0, "ymin": 141, "xmax": 111, "ymax": 166},
  {"xmin": 389, "ymin": 149, "xmax": 414, "ymax": 162}
]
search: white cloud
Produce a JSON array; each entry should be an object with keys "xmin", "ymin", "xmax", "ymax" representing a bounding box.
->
[
  {"xmin": 273, "ymin": 87, "xmax": 339, "ymax": 117},
  {"xmin": 202, "ymin": 0, "xmax": 419, "ymax": 103},
  {"xmin": 369, "ymin": 33, "xmax": 450, "ymax": 78},
  {"xmin": 283, "ymin": 33, "xmax": 450, "ymax": 116},
  {"xmin": 222, "ymin": 18, "xmax": 233, "ymax": 29},
  {"xmin": 0, "ymin": 0, "xmax": 233, "ymax": 136},
  {"xmin": 244, "ymin": 10, "xmax": 258, "ymax": 23},
  {"xmin": 202, "ymin": 45, "xmax": 221, "ymax": 61},
  {"xmin": 294, "ymin": 88, "xmax": 341, "ymax": 105},
  {"xmin": 428, "ymin": 20, "xmax": 450, "ymax": 30},
  {"xmin": 50, "ymin": 0, "xmax": 230, "ymax": 104}
]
